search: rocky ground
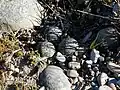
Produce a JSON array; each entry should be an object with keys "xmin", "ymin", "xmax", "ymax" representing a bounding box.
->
[{"xmin": 1, "ymin": 0, "xmax": 120, "ymax": 90}]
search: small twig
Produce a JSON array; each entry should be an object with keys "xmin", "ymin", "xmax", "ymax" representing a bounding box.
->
[{"xmin": 73, "ymin": 9, "xmax": 120, "ymax": 21}]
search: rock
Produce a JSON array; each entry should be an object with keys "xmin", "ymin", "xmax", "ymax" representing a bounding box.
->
[
  {"xmin": 45, "ymin": 26, "xmax": 62, "ymax": 42},
  {"xmin": 0, "ymin": 0, "xmax": 44, "ymax": 31},
  {"xmin": 39, "ymin": 86, "xmax": 45, "ymax": 90},
  {"xmin": 99, "ymin": 85, "xmax": 112, "ymax": 90},
  {"xmin": 68, "ymin": 62, "xmax": 80, "ymax": 69},
  {"xmin": 39, "ymin": 65, "xmax": 71, "ymax": 90},
  {"xmin": 95, "ymin": 27, "xmax": 119, "ymax": 49},
  {"xmin": 73, "ymin": 77, "xmax": 78, "ymax": 84},
  {"xmin": 116, "ymin": 80, "xmax": 120, "ymax": 89},
  {"xmin": 98, "ymin": 56, "xmax": 105, "ymax": 62},
  {"xmin": 56, "ymin": 52, "xmax": 66, "ymax": 62},
  {"xmin": 59, "ymin": 36, "xmax": 79, "ymax": 56},
  {"xmin": 109, "ymin": 83, "xmax": 117, "ymax": 90},
  {"xmin": 71, "ymin": 55, "xmax": 77, "ymax": 62},
  {"xmin": 77, "ymin": 47, "xmax": 86, "ymax": 57},
  {"xmin": 90, "ymin": 49, "xmax": 100, "ymax": 63},
  {"xmin": 97, "ymin": 73, "xmax": 108, "ymax": 86},
  {"xmin": 107, "ymin": 62, "xmax": 120, "ymax": 74},
  {"xmin": 38, "ymin": 41, "xmax": 55, "ymax": 57},
  {"xmin": 86, "ymin": 60, "xmax": 93, "ymax": 65},
  {"xmin": 67, "ymin": 70, "xmax": 79, "ymax": 78}
]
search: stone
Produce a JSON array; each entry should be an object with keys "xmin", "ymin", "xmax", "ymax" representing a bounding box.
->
[
  {"xmin": 68, "ymin": 62, "xmax": 80, "ymax": 69},
  {"xmin": 67, "ymin": 70, "xmax": 79, "ymax": 78},
  {"xmin": 90, "ymin": 49, "xmax": 100, "ymax": 63},
  {"xmin": 98, "ymin": 56, "xmax": 105, "ymax": 62},
  {"xmin": 99, "ymin": 85, "xmax": 112, "ymax": 90},
  {"xmin": 73, "ymin": 77, "xmax": 78, "ymax": 84},
  {"xmin": 86, "ymin": 60, "xmax": 93, "ymax": 65},
  {"xmin": 39, "ymin": 86, "xmax": 45, "ymax": 90},
  {"xmin": 71, "ymin": 55, "xmax": 77, "ymax": 62},
  {"xmin": 0, "ymin": 0, "xmax": 44, "ymax": 31},
  {"xmin": 45, "ymin": 26, "xmax": 62, "ymax": 42},
  {"xmin": 38, "ymin": 41, "xmax": 55, "ymax": 57},
  {"xmin": 56, "ymin": 52, "xmax": 66, "ymax": 62},
  {"xmin": 107, "ymin": 62, "xmax": 120, "ymax": 74},
  {"xmin": 97, "ymin": 72, "xmax": 108, "ymax": 86},
  {"xmin": 116, "ymin": 80, "xmax": 120, "ymax": 89},
  {"xmin": 109, "ymin": 83, "xmax": 117, "ymax": 90},
  {"xmin": 59, "ymin": 36, "xmax": 79, "ymax": 56},
  {"xmin": 95, "ymin": 27, "xmax": 119, "ymax": 49},
  {"xmin": 39, "ymin": 65, "xmax": 71, "ymax": 90}
]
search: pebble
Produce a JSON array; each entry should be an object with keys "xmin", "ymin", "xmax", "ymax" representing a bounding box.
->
[
  {"xmin": 71, "ymin": 55, "xmax": 77, "ymax": 62},
  {"xmin": 67, "ymin": 70, "xmax": 79, "ymax": 78},
  {"xmin": 99, "ymin": 85, "xmax": 112, "ymax": 90},
  {"xmin": 73, "ymin": 77, "xmax": 78, "ymax": 84},
  {"xmin": 98, "ymin": 56, "xmax": 105, "ymax": 62},
  {"xmin": 39, "ymin": 86, "xmax": 45, "ymax": 90},
  {"xmin": 90, "ymin": 49, "xmax": 100, "ymax": 63},
  {"xmin": 97, "ymin": 72, "xmax": 108, "ymax": 86},
  {"xmin": 56, "ymin": 52, "xmax": 66, "ymax": 62},
  {"xmin": 86, "ymin": 60, "xmax": 93, "ymax": 65},
  {"xmin": 38, "ymin": 41, "xmax": 55, "ymax": 57},
  {"xmin": 109, "ymin": 83, "xmax": 117, "ymax": 90},
  {"xmin": 39, "ymin": 65, "xmax": 71, "ymax": 90},
  {"xmin": 68, "ymin": 62, "xmax": 80, "ymax": 69},
  {"xmin": 107, "ymin": 62, "xmax": 120, "ymax": 74}
]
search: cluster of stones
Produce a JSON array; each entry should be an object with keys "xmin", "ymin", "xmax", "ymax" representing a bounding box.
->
[{"xmin": 38, "ymin": 26, "xmax": 120, "ymax": 90}]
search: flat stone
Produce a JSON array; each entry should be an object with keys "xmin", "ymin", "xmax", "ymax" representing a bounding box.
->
[
  {"xmin": 45, "ymin": 26, "xmax": 62, "ymax": 42},
  {"xmin": 38, "ymin": 41, "xmax": 55, "ymax": 57},
  {"xmin": 97, "ymin": 72, "xmax": 108, "ymax": 86},
  {"xmin": 68, "ymin": 62, "xmax": 80, "ymax": 69},
  {"xmin": 39, "ymin": 65, "xmax": 71, "ymax": 90},
  {"xmin": 59, "ymin": 36, "xmax": 79, "ymax": 56},
  {"xmin": 107, "ymin": 62, "xmax": 120, "ymax": 74},
  {"xmin": 0, "ymin": 0, "xmax": 44, "ymax": 31},
  {"xmin": 99, "ymin": 85, "xmax": 112, "ymax": 90},
  {"xmin": 90, "ymin": 49, "xmax": 100, "ymax": 63},
  {"xmin": 56, "ymin": 52, "xmax": 66, "ymax": 62},
  {"xmin": 67, "ymin": 70, "xmax": 79, "ymax": 78}
]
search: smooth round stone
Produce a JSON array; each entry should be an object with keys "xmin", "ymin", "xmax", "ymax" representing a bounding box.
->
[
  {"xmin": 56, "ymin": 52, "xmax": 66, "ymax": 62},
  {"xmin": 97, "ymin": 73, "xmax": 108, "ymax": 86},
  {"xmin": 0, "ymin": 0, "xmax": 44, "ymax": 31},
  {"xmin": 109, "ymin": 83, "xmax": 117, "ymax": 90},
  {"xmin": 68, "ymin": 62, "xmax": 80, "ymax": 70},
  {"xmin": 99, "ymin": 85, "xmax": 112, "ymax": 90},
  {"xmin": 46, "ymin": 26, "xmax": 62, "ymax": 42},
  {"xmin": 67, "ymin": 70, "xmax": 79, "ymax": 78},
  {"xmin": 38, "ymin": 41, "xmax": 55, "ymax": 57},
  {"xmin": 107, "ymin": 62, "xmax": 120, "ymax": 74},
  {"xmin": 39, "ymin": 65, "xmax": 71, "ymax": 90},
  {"xmin": 59, "ymin": 37, "xmax": 79, "ymax": 56}
]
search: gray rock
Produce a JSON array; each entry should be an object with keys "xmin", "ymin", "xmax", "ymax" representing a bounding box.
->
[
  {"xmin": 0, "ymin": 0, "xmax": 43, "ymax": 31},
  {"xmin": 67, "ymin": 70, "xmax": 79, "ymax": 78},
  {"xmin": 56, "ymin": 52, "xmax": 66, "ymax": 62},
  {"xmin": 68, "ymin": 62, "xmax": 80, "ymax": 69},
  {"xmin": 95, "ymin": 27, "xmax": 119, "ymax": 48},
  {"xmin": 45, "ymin": 26, "xmax": 62, "ymax": 42},
  {"xmin": 38, "ymin": 41, "xmax": 55, "ymax": 57},
  {"xmin": 107, "ymin": 62, "xmax": 120, "ymax": 74},
  {"xmin": 99, "ymin": 85, "xmax": 112, "ymax": 90},
  {"xmin": 39, "ymin": 65, "xmax": 71, "ymax": 90},
  {"xmin": 90, "ymin": 49, "xmax": 100, "ymax": 63},
  {"xmin": 97, "ymin": 73, "xmax": 108, "ymax": 86},
  {"xmin": 59, "ymin": 36, "xmax": 79, "ymax": 56},
  {"xmin": 71, "ymin": 55, "xmax": 77, "ymax": 62}
]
